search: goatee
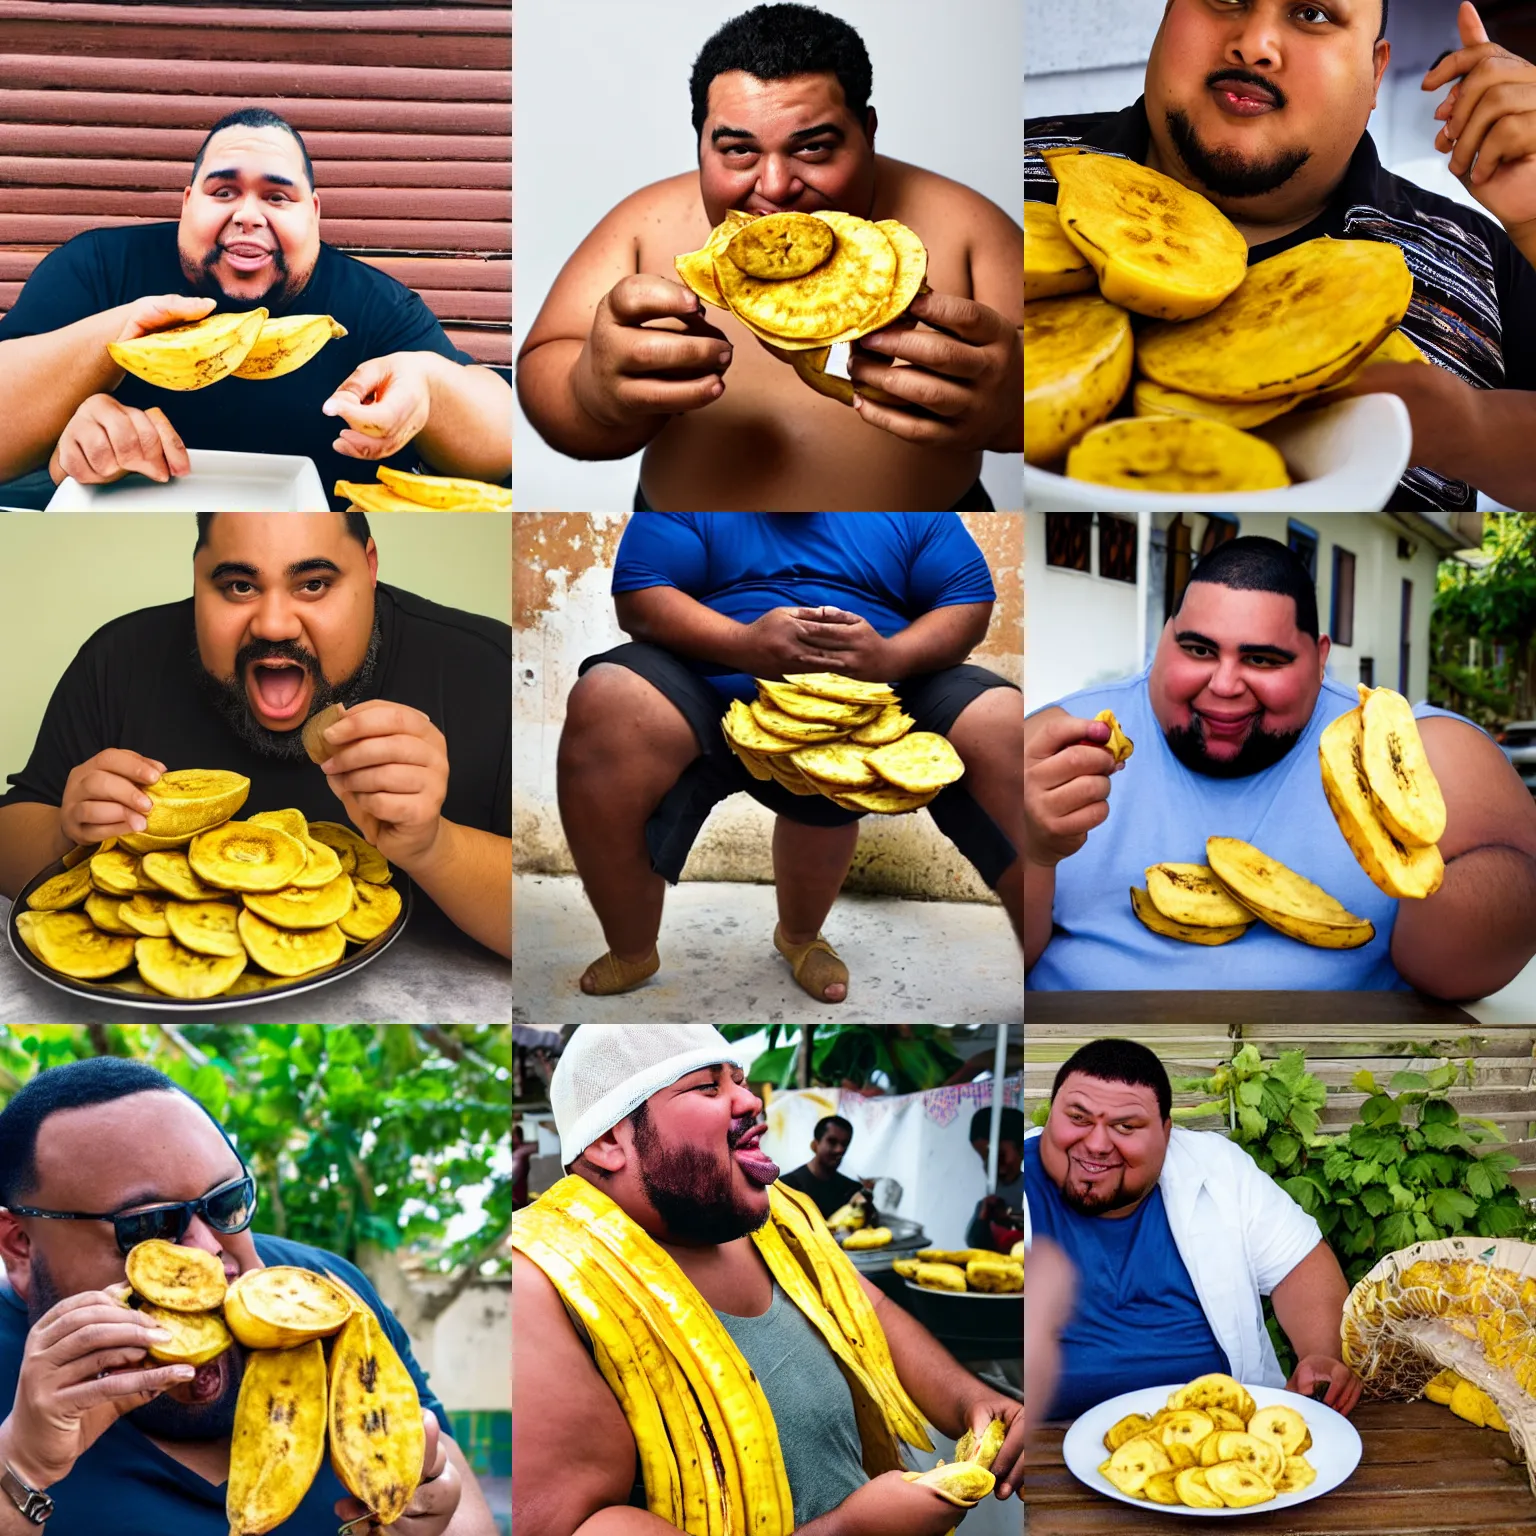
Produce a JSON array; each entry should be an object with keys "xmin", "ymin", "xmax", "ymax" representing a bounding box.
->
[
  {"xmin": 1165, "ymin": 106, "xmax": 1310, "ymax": 199},
  {"xmin": 1164, "ymin": 719, "xmax": 1303, "ymax": 779},
  {"xmin": 634, "ymin": 1109, "xmax": 769, "ymax": 1246}
]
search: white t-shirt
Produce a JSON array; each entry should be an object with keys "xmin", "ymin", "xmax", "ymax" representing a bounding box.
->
[{"xmin": 1025, "ymin": 1124, "xmax": 1322, "ymax": 1386}]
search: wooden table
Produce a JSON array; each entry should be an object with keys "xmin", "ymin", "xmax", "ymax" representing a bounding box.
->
[
  {"xmin": 1025, "ymin": 992, "xmax": 1481, "ymax": 1026},
  {"xmin": 1027, "ymin": 1400, "xmax": 1536, "ymax": 1533}
]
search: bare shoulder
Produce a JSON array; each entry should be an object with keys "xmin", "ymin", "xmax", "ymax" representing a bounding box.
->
[
  {"xmin": 512, "ymin": 1250, "xmax": 638, "ymax": 1535},
  {"xmin": 878, "ymin": 156, "xmax": 1023, "ymax": 244},
  {"xmin": 1420, "ymin": 714, "xmax": 1536, "ymax": 857}
]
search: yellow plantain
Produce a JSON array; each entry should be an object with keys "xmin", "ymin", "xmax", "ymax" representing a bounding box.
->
[
  {"xmin": 510, "ymin": 1221, "xmax": 688, "ymax": 1530},
  {"xmin": 227, "ymin": 1341, "xmax": 327, "ymax": 1535},
  {"xmin": 334, "ymin": 480, "xmax": 448, "ymax": 513},
  {"xmin": 1359, "ymin": 685, "xmax": 1447, "ymax": 846},
  {"xmin": 539, "ymin": 1179, "xmax": 790, "ymax": 1535},
  {"xmin": 328, "ymin": 1307, "xmax": 426, "ymax": 1525},
  {"xmin": 376, "ymin": 465, "xmax": 513, "ymax": 511},
  {"xmin": 108, "ymin": 308, "xmax": 267, "ymax": 391},
  {"xmin": 1131, "ymin": 886, "xmax": 1250, "ymax": 945},
  {"xmin": 232, "ymin": 314, "xmax": 347, "ymax": 380}
]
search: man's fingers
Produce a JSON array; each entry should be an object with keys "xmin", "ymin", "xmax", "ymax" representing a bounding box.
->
[
  {"xmin": 1460, "ymin": 92, "xmax": 1536, "ymax": 182},
  {"xmin": 1442, "ymin": 64, "xmax": 1532, "ymax": 153},
  {"xmin": 856, "ymin": 327, "xmax": 990, "ymax": 379},
  {"xmin": 72, "ymin": 421, "xmax": 125, "ymax": 482},
  {"xmin": 615, "ymin": 374, "xmax": 726, "ymax": 414},
  {"xmin": 851, "ymin": 391, "xmax": 950, "ymax": 443},
  {"xmin": 146, "ymin": 407, "xmax": 190, "ymax": 478},
  {"xmin": 61, "ymin": 1364, "xmax": 193, "ymax": 1408},
  {"xmin": 1040, "ymin": 773, "xmax": 1112, "ymax": 822},
  {"xmin": 1027, "ymin": 711, "xmax": 1110, "ymax": 761},
  {"xmin": 622, "ymin": 329, "xmax": 731, "ymax": 378},
  {"xmin": 1423, "ymin": 40, "xmax": 1500, "ymax": 89},
  {"xmin": 1462, "ymin": 0, "xmax": 1491, "ymax": 46},
  {"xmin": 608, "ymin": 274, "xmax": 704, "ymax": 326},
  {"xmin": 849, "ymin": 358, "xmax": 969, "ymax": 417},
  {"xmin": 905, "ymin": 290, "xmax": 1005, "ymax": 344}
]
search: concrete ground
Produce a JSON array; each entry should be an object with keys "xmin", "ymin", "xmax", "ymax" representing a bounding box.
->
[{"xmin": 512, "ymin": 874, "xmax": 1022, "ymax": 1026}]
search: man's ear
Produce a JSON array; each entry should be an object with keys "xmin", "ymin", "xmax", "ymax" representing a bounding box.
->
[
  {"xmin": 865, "ymin": 107, "xmax": 878, "ymax": 147},
  {"xmin": 0, "ymin": 1211, "xmax": 34, "ymax": 1301}
]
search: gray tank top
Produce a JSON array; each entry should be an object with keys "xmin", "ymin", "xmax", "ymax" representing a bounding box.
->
[{"xmin": 715, "ymin": 1278, "xmax": 868, "ymax": 1526}]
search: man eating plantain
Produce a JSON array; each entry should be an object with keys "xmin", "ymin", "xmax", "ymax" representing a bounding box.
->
[
  {"xmin": 1026, "ymin": 0, "xmax": 1536, "ymax": 510},
  {"xmin": 0, "ymin": 512, "xmax": 511, "ymax": 960},
  {"xmin": 557, "ymin": 511, "xmax": 1021, "ymax": 1004},
  {"xmin": 0, "ymin": 1055, "xmax": 499, "ymax": 1536},
  {"xmin": 1025, "ymin": 1040, "xmax": 1364, "ymax": 1423},
  {"xmin": 513, "ymin": 1025, "xmax": 1025, "ymax": 1535},
  {"xmin": 517, "ymin": 3, "xmax": 1023, "ymax": 512},
  {"xmin": 1025, "ymin": 536, "xmax": 1536, "ymax": 997},
  {"xmin": 0, "ymin": 109, "xmax": 512, "ymax": 511}
]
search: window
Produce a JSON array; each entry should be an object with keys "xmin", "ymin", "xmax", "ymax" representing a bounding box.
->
[
  {"xmin": 1044, "ymin": 514, "xmax": 1092, "ymax": 573},
  {"xmin": 1198, "ymin": 514, "xmax": 1238, "ymax": 559},
  {"xmin": 1287, "ymin": 520, "xmax": 1318, "ymax": 581},
  {"xmin": 1331, "ymin": 547, "xmax": 1356, "ymax": 647},
  {"xmin": 1098, "ymin": 515, "xmax": 1137, "ymax": 584},
  {"xmin": 1359, "ymin": 657, "xmax": 1374, "ymax": 687},
  {"xmin": 1399, "ymin": 580, "xmax": 1413, "ymax": 694},
  {"xmin": 1166, "ymin": 514, "xmax": 1238, "ymax": 617}
]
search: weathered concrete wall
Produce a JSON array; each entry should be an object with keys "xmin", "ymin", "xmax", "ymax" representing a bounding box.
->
[{"xmin": 512, "ymin": 514, "xmax": 1022, "ymax": 902}]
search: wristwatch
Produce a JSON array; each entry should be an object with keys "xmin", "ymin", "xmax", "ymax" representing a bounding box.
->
[{"xmin": 0, "ymin": 1464, "xmax": 52, "ymax": 1525}]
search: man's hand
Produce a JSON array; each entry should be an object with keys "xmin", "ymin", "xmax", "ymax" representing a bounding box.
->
[
  {"xmin": 50, "ymin": 396, "xmax": 191, "ymax": 487},
  {"xmin": 113, "ymin": 293, "xmax": 219, "ymax": 346},
  {"xmin": 334, "ymin": 1409, "xmax": 458, "ymax": 1535},
  {"xmin": 736, "ymin": 606, "xmax": 887, "ymax": 680},
  {"xmin": 958, "ymin": 1392, "xmax": 1026, "ymax": 1500},
  {"xmin": 323, "ymin": 354, "xmax": 437, "ymax": 462},
  {"xmin": 1286, "ymin": 1356, "xmax": 1363, "ymax": 1417},
  {"xmin": 1024, "ymin": 711, "xmax": 1121, "ymax": 869},
  {"xmin": 1, "ymin": 1285, "xmax": 196, "ymax": 1492},
  {"xmin": 847, "ymin": 291, "xmax": 1023, "ymax": 452},
  {"xmin": 1423, "ymin": 1, "xmax": 1536, "ymax": 241},
  {"xmin": 60, "ymin": 750, "xmax": 166, "ymax": 844},
  {"xmin": 319, "ymin": 701, "xmax": 450, "ymax": 867},
  {"xmin": 1337, "ymin": 361, "xmax": 1479, "ymax": 483},
  {"xmin": 572, "ymin": 275, "xmax": 732, "ymax": 428},
  {"xmin": 832, "ymin": 1468, "xmax": 977, "ymax": 1536},
  {"xmin": 787, "ymin": 607, "xmax": 892, "ymax": 682}
]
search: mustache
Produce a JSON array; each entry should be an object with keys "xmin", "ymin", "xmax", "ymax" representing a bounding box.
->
[
  {"xmin": 726, "ymin": 1115, "xmax": 759, "ymax": 1149},
  {"xmin": 1206, "ymin": 68, "xmax": 1286, "ymax": 109},
  {"xmin": 234, "ymin": 638, "xmax": 320, "ymax": 681}
]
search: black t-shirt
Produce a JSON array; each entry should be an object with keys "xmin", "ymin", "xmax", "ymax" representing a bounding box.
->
[
  {"xmin": 1026, "ymin": 99, "xmax": 1536, "ymax": 511},
  {"xmin": 0, "ymin": 582, "xmax": 511, "ymax": 843},
  {"xmin": 778, "ymin": 1164, "xmax": 878, "ymax": 1227},
  {"xmin": 0, "ymin": 223, "xmax": 476, "ymax": 510}
]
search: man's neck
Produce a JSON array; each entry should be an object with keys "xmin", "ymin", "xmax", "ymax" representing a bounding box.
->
[{"xmin": 807, "ymin": 1160, "xmax": 840, "ymax": 1181}]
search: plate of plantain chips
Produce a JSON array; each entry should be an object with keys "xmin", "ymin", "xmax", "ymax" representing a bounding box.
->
[
  {"xmin": 1063, "ymin": 1374, "xmax": 1360, "ymax": 1516},
  {"xmin": 8, "ymin": 768, "xmax": 411, "ymax": 1010}
]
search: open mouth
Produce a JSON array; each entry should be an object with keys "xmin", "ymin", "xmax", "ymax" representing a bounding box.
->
[
  {"xmin": 732, "ymin": 1125, "xmax": 780, "ymax": 1185},
  {"xmin": 246, "ymin": 658, "xmax": 312, "ymax": 724},
  {"xmin": 1073, "ymin": 1156, "xmax": 1119, "ymax": 1179},
  {"xmin": 169, "ymin": 1348, "xmax": 229, "ymax": 1405},
  {"xmin": 223, "ymin": 244, "xmax": 273, "ymax": 273}
]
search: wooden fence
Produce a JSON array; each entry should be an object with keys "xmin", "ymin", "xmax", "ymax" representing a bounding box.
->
[
  {"xmin": 1026, "ymin": 1021, "xmax": 1536, "ymax": 1193},
  {"xmin": 0, "ymin": 1, "xmax": 510, "ymax": 367}
]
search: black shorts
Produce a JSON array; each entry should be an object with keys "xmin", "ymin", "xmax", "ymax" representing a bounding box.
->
[
  {"xmin": 632, "ymin": 479, "xmax": 997, "ymax": 511},
  {"xmin": 575, "ymin": 641, "xmax": 1020, "ymax": 889}
]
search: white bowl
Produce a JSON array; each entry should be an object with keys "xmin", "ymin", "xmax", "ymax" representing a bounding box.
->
[
  {"xmin": 46, "ymin": 450, "xmax": 330, "ymax": 510},
  {"xmin": 1061, "ymin": 1381, "xmax": 1363, "ymax": 1518},
  {"xmin": 1025, "ymin": 393, "xmax": 1412, "ymax": 511}
]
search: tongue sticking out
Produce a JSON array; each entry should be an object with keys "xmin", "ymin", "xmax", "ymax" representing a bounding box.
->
[{"xmin": 253, "ymin": 664, "xmax": 304, "ymax": 713}]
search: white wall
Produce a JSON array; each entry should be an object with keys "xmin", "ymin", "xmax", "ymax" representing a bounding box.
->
[{"xmin": 514, "ymin": 0, "xmax": 1023, "ymax": 511}]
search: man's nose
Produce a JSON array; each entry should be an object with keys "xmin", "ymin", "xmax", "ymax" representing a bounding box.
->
[
  {"xmin": 756, "ymin": 156, "xmax": 802, "ymax": 206},
  {"xmin": 245, "ymin": 592, "xmax": 304, "ymax": 642},
  {"xmin": 179, "ymin": 1217, "xmax": 224, "ymax": 1255},
  {"xmin": 1205, "ymin": 658, "xmax": 1248, "ymax": 697}
]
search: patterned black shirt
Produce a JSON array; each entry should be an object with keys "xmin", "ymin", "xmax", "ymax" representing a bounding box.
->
[{"xmin": 1026, "ymin": 98, "xmax": 1536, "ymax": 510}]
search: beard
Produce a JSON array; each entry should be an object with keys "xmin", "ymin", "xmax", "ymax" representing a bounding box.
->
[
  {"xmin": 1165, "ymin": 104, "xmax": 1311, "ymax": 200},
  {"xmin": 1058, "ymin": 1166, "xmax": 1145, "ymax": 1218},
  {"xmin": 1163, "ymin": 718, "xmax": 1303, "ymax": 779},
  {"xmin": 633, "ymin": 1108, "xmax": 770, "ymax": 1246},
  {"xmin": 26, "ymin": 1252, "xmax": 244, "ymax": 1441},
  {"xmin": 178, "ymin": 239, "xmax": 306, "ymax": 310},
  {"xmin": 195, "ymin": 615, "xmax": 381, "ymax": 761}
]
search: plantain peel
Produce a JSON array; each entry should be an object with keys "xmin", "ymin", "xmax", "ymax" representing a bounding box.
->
[
  {"xmin": 900, "ymin": 1461, "xmax": 997, "ymax": 1506},
  {"xmin": 228, "ymin": 1342, "xmax": 329, "ymax": 1536},
  {"xmin": 328, "ymin": 1308, "xmax": 425, "ymax": 1525}
]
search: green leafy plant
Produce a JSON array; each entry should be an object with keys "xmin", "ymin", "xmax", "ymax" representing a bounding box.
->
[{"xmin": 718, "ymin": 1025, "xmax": 964, "ymax": 1094}]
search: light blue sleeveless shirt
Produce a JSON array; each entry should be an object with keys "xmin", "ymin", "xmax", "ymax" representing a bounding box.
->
[{"xmin": 1027, "ymin": 669, "xmax": 1477, "ymax": 990}]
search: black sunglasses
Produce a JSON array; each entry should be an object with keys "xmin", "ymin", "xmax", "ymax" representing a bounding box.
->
[{"xmin": 7, "ymin": 1172, "xmax": 258, "ymax": 1257}]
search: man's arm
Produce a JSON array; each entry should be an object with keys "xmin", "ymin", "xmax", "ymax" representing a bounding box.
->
[
  {"xmin": 402, "ymin": 820, "xmax": 511, "ymax": 959},
  {"xmin": 0, "ymin": 308, "xmax": 138, "ymax": 482},
  {"xmin": 1268, "ymin": 1240, "xmax": 1348, "ymax": 1361},
  {"xmin": 1390, "ymin": 716, "xmax": 1536, "ymax": 1000},
  {"xmin": 442, "ymin": 1436, "xmax": 500, "ymax": 1535},
  {"xmin": 414, "ymin": 360, "xmax": 514, "ymax": 483},
  {"xmin": 0, "ymin": 802, "xmax": 72, "ymax": 902}
]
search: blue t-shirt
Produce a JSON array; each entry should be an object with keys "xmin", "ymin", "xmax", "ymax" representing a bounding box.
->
[
  {"xmin": 1027, "ymin": 669, "xmax": 1480, "ymax": 990},
  {"xmin": 0, "ymin": 222, "xmax": 480, "ymax": 510},
  {"xmin": 1024, "ymin": 1139, "xmax": 1229, "ymax": 1419},
  {"xmin": 610, "ymin": 512, "xmax": 997, "ymax": 699},
  {"xmin": 0, "ymin": 1235, "xmax": 448, "ymax": 1536}
]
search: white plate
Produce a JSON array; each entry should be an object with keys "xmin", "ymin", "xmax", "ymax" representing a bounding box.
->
[
  {"xmin": 1025, "ymin": 393, "xmax": 1411, "ymax": 511},
  {"xmin": 1061, "ymin": 1382, "xmax": 1362, "ymax": 1517},
  {"xmin": 46, "ymin": 450, "xmax": 330, "ymax": 510}
]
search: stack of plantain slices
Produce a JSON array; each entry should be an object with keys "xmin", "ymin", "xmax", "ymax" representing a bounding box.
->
[
  {"xmin": 721, "ymin": 673, "xmax": 963, "ymax": 813},
  {"xmin": 18, "ymin": 770, "xmax": 401, "ymax": 999},
  {"xmin": 1025, "ymin": 148, "xmax": 1423, "ymax": 490}
]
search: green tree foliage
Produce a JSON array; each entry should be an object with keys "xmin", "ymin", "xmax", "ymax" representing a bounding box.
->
[
  {"xmin": 1432, "ymin": 513, "xmax": 1536, "ymax": 721},
  {"xmin": 717, "ymin": 1024, "xmax": 965, "ymax": 1093},
  {"xmin": 0, "ymin": 1026, "xmax": 510, "ymax": 1281}
]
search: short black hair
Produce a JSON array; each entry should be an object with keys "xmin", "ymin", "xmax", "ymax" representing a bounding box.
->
[
  {"xmin": 1177, "ymin": 534, "xmax": 1320, "ymax": 641},
  {"xmin": 0, "ymin": 1058, "xmax": 185, "ymax": 1206},
  {"xmin": 813, "ymin": 1115, "xmax": 853, "ymax": 1142},
  {"xmin": 194, "ymin": 511, "xmax": 371, "ymax": 554},
  {"xmin": 690, "ymin": 3, "xmax": 873, "ymax": 140},
  {"xmin": 190, "ymin": 107, "xmax": 315, "ymax": 195},
  {"xmin": 1378, "ymin": 0, "xmax": 1389, "ymax": 42},
  {"xmin": 968, "ymin": 1106, "xmax": 1027, "ymax": 1146},
  {"xmin": 1052, "ymin": 1040, "xmax": 1172, "ymax": 1122}
]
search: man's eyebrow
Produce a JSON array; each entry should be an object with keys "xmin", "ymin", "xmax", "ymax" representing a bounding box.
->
[
  {"xmin": 209, "ymin": 560, "xmax": 258, "ymax": 581},
  {"xmin": 710, "ymin": 123, "xmax": 844, "ymax": 145},
  {"xmin": 203, "ymin": 168, "xmax": 298, "ymax": 189},
  {"xmin": 207, "ymin": 558, "xmax": 341, "ymax": 581},
  {"xmin": 288, "ymin": 558, "xmax": 341, "ymax": 578},
  {"xmin": 1173, "ymin": 629, "xmax": 1297, "ymax": 662}
]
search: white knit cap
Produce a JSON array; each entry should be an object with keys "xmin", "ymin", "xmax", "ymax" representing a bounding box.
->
[{"xmin": 550, "ymin": 1025, "xmax": 753, "ymax": 1168}]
